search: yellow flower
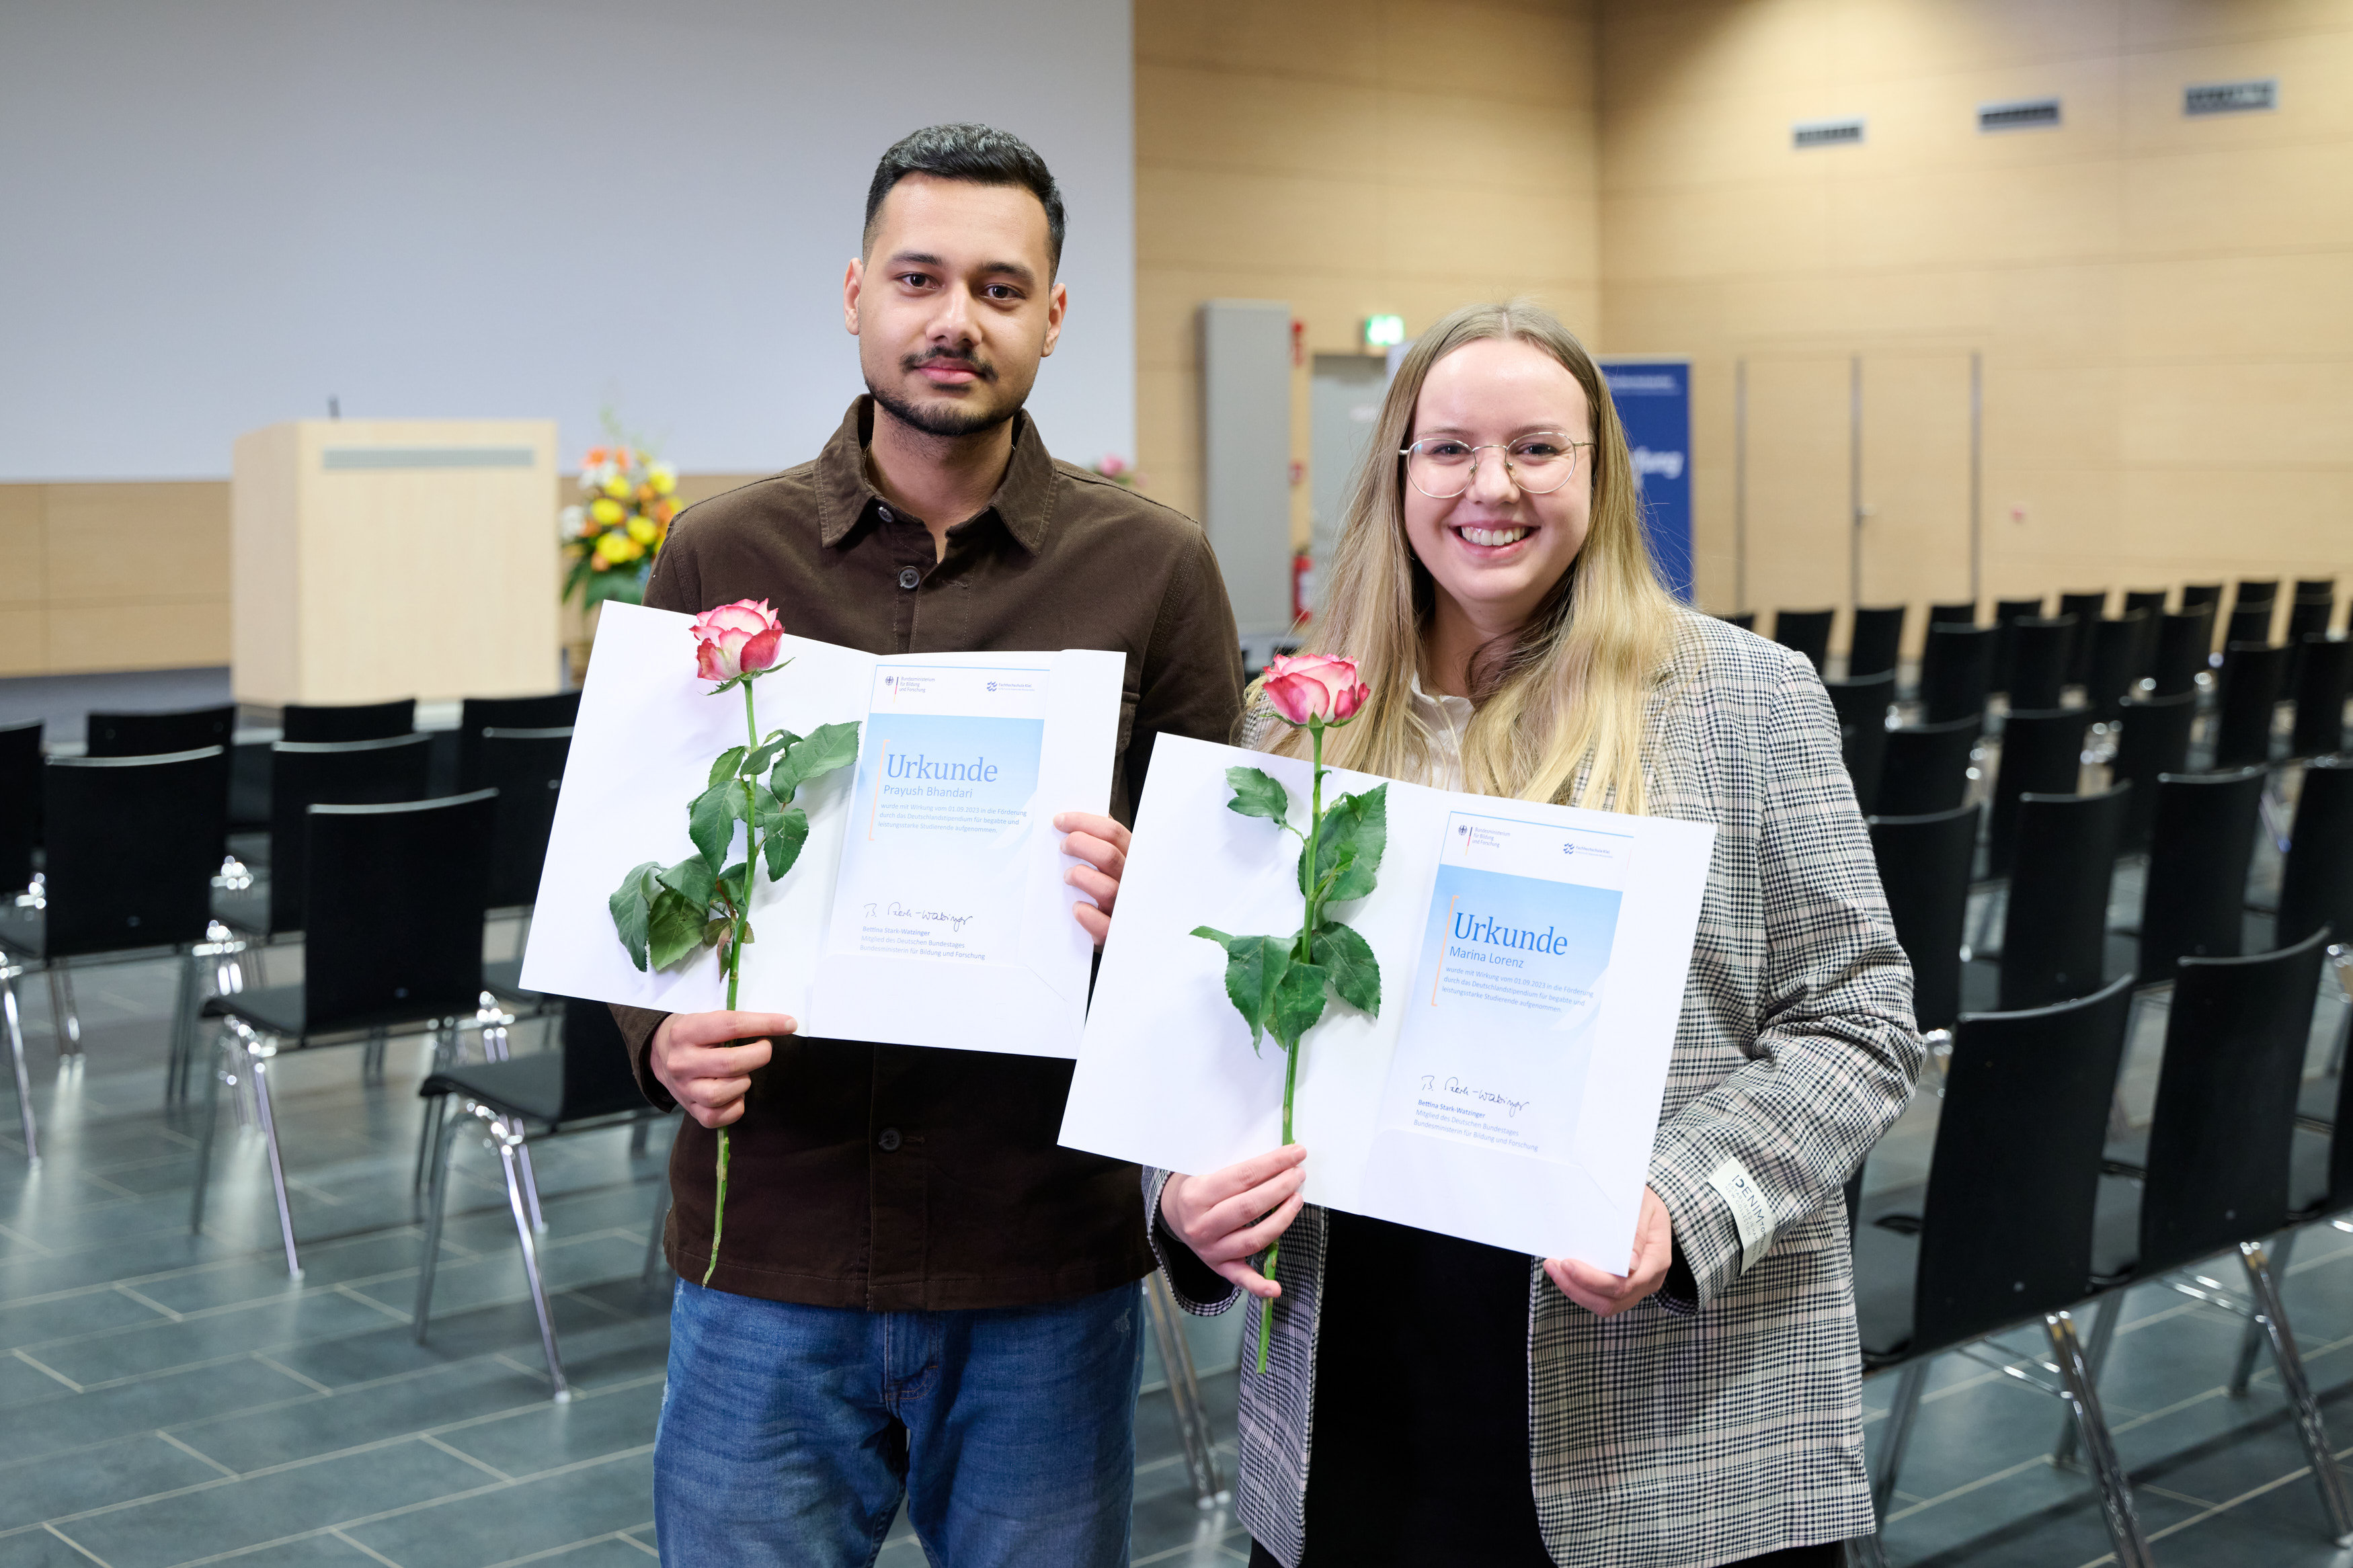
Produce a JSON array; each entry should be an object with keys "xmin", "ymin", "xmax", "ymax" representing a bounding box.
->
[
  {"xmin": 590, "ymin": 496, "xmax": 624, "ymax": 525},
  {"xmin": 648, "ymin": 462, "xmax": 678, "ymax": 495},
  {"xmin": 627, "ymin": 516, "xmax": 657, "ymax": 545},
  {"xmin": 594, "ymin": 530, "xmax": 634, "ymax": 563},
  {"xmin": 603, "ymin": 474, "xmax": 631, "ymax": 499}
]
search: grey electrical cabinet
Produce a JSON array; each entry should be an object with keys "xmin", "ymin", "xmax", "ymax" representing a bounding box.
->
[{"xmin": 1199, "ymin": 299, "xmax": 1294, "ymax": 643}]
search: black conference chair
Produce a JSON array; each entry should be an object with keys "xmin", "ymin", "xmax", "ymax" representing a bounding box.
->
[
  {"xmin": 1855, "ymin": 979, "xmax": 2145, "ymax": 1567},
  {"xmin": 0, "ymin": 720, "xmax": 37, "ymax": 894},
  {"xmin": 1927, "ymin": 600, "xmax": 1977, "ymax": 629},
  {"xmin": 1718, "ymin": 610, "xmax": 1756, "ymax": 632},
  {"xmin": 2226, "ymin": 602, "xmax": 2275, "ymax": 650},
  {"xmin": 1824, "ymin": 673, "xmax": 1895, "ymax": 813},
  {"xmin": 2153, "ymin": 606, "xmax": 2214, "ymax": 696},
  {"xmin": 2057, "ymin": 592, "xmax": 2108, "ymax": 687},
  {"xmin": 481, "ymin": 727, "xmax": 572, "ymax": 911},
  {"xmin": 2289, "ymin": 636, "xmax": 2352, "ymax": 759},
  {"xmin": 1868, "ymin": 803, "xmax": 1979, "ymax": 1036},
  {"xmin": 85, "ymin": 703, "xmax": 235, "ymax": 757},
  {"xmin": 2087, "ymin": 611, "xmax": 2156, "ymax": 723},
  {"xmin": 2005, "ymin": 616, "xmax": 2077, "ymax": 712},
  {"xmin": 2235, "ymin": 577, "xmax": 2279, "ymax": 610},
  {"xmin": 0, "ymin": 748, "xmax": 229, "ymax": 1164},
  {"xmin": 2214, "ymin": 642, "xmax": 2289, "ymax": 768},
  {"xmin": 2179, "ymin": 582, "xmax": 2223, "ymax": 612},
  {"xmin": 190, "ymin": 791, "xmax": 496, "ymax": 1277},
  {"xmin": 414, "ymin": 995, "xmax": 674, "ymax": 1401},
  {"xmin": 2112, "ymin": 692, "xmax": 2196, "ymax": 853},
  {"xmin": 1847, "ymin": 606, "xmax": 1906, "ymax": 682},
  {"xmin": 1879, "ymin": 715, "xmax": 1980, "ymax": 818},
  {"xmin": 458, "ymin": 692, "xmax": 582, "ymax": 793},
  {"xmin": 2294, "ymin": 577, "xmax": 2337, "ymax": 604},
  {"xmin": 2137, "ymin": 767, "xmax": 2265, "ymax": 983},
  {"xmin": 2278, "ymin": 757, "xmax": 2352, "ymax": 948},
  {"xmin": 250, "ymin": 735, "xmax": 436, "ymax": 939},
  {"xmin": 1919, "ymin": 624, "xmax": 1995, "ymax": 724},
  {"xmin": 2122, "ymin": 589, "xmax": 2168, "ymax": 618},
  {"xmin": 280, "ymin": 698, "xmax": 415, "ymax": 743},
  {"xmin": 2063, "ymin": 930, "xmax": 2353, "ymax": 1542},
  {"xmin": 2286, "ymin": 595, "xmax": 2338, "ymax": 698},
  {"xmin": 1999, "ymin": 786, "xmax": 2128, "ymax": 1011},
  {"xmin": 1989, "ymin": 596, "xmax": 2045, "ymax": 694},
  {"xmin": 1771, "ymin": 608, "xmax": 1834, "ymax": 673},
  {"xmin": 1987, "ymin": 709, "xmax": 2085, "ymax": 878}
]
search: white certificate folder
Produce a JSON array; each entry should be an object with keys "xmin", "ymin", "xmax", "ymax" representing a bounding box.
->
[
  {"xmin": 518, "ymin": 601, "xmax": 1124, "ymax": 1059},
  {"xmin": 1058, "ymin": 735, "xmax": 1716, "ymax": 1268}
]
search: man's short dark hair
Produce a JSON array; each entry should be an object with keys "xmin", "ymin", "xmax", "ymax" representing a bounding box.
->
[{"xmin": 863, "ymin": 123, "xmax": 1066, "ymax": 275}]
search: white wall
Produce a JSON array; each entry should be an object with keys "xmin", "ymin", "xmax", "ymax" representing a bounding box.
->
[{"xmin": 0, "ymin": 0, "xmax": 1135, "ymax": 481}]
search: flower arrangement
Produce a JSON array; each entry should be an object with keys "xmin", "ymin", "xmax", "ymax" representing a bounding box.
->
[
  {"xmin": 1089, "ymin": 454, "xmax": 1140, "ymax": 489},
  {"xmin": 606, "ymin": 600, "xmax": 860, "ymax": 1283},
  {"xmin": 1193, "ymin": 654, "xmax": 1384, "ymax": 1371},
  {"xmin": 561, "ymin": 442, "xmax": 679, "ymax": 610}
]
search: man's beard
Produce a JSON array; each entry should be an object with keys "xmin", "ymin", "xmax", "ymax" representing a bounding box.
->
[{"xmin": 867, "ymin": 352, "xmax": 1019, "ymax": 440}]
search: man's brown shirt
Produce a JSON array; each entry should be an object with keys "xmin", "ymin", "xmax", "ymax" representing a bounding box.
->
[{"xmin": 616, "ymin": 398, "xmax": 1243, "ymax": 1311}]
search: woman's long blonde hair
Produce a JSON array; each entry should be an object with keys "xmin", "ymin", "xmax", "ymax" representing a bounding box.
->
[{"xmin": 1265, "ymin": 300, "xmax": 1682, "ymax": 813}]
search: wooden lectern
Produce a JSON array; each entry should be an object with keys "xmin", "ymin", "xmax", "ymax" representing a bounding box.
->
[{"xmin": 231, "ymin": 420, "xmax": 560, "ymax": 706}]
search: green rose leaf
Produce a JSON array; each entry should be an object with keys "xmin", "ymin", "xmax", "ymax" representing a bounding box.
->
[
  {"xmin": 774, "ymin": 720, "xmax": 862, "ymax": 802},
  {"xmin": 606, "ymin": 860, "xmax": 660, "ymax": 971},
  {"xmin": 688, "ymin": 780, "xmax": 744, "ymax": 873},
  {"xmin": 1191, "ymin": 927, "xmax": 1290, "ymax": 1053},
  {"xmin": 719, "ymin": 861, "xmax": 749, "ymax": 910},
  {"xmin": 656, "ymin": 855, "xmax": 716, "ymax": 912},
  {"xmin": 700, "ymin": 916, "xmax": 732, "ymax": 949},
  {"xmin": 707, "ymin": 746, "xmax": 747, "ymax": 788},
  {"xmin": 646, "ymin": 886, "xmax": 709, "ymax": 970},
  {"xmin": 1224, "ymin": 766, "xmax": 1291, "ymax": 825},
  {"xmin": 765, "ymin": 804, "xmax": 811, "ymax": 881},
  {"xmin": 1271, "ymin": 960, "xmax": 1328, "ymax": 1048},
  {"xmin": 1312, "ymin": 921, "xmax": 1382, "ymax": 1018},
  {"xmin": 1300, "ymin": 782, "xmax": 1387, "ymax": 903}
]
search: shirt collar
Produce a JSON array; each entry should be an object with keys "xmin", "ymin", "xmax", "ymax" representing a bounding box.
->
[{"xmin": 813, "ymin": 395, "xmax": 1059, "ymax": 553}]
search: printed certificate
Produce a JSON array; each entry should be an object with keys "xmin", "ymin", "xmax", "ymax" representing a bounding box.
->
[{"xmin": 1058, "ymin": 735, "xmax": 1714, "ymax": 1268}]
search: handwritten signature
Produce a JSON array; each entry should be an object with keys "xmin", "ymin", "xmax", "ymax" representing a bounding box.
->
[
  {"xmin": 887, "ymin": 900, "xmax": 974, "ymax": 934},
  {"xmin": 1419, "ymin": 1074, "xmax": 1532, "ymax": 1118}
]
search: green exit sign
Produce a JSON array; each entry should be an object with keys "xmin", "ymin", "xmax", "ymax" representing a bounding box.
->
[{"xmin": 1363, "ymin": 314, "xmax": 1405, "ymax": 349}]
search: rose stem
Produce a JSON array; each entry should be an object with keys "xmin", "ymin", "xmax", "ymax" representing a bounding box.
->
[
  {"xmin": 1260, "ymin": 718, "xmax": 1326, "ymax": 1376},
  {"xmin": 705, "ymin": 675, "xmax": 765, "ymax": 1287}
]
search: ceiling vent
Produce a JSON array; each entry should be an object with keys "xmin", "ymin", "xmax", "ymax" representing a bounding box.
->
[
  {"xmin": 1979, "ymin": 98, "xmax": 2062, "ymax": 132},
  {"xmin": 2185, "ymin": 79, "xmax": 2277, "ymax": 116},
  {"xmin": 1793, "ymin": 117, "xmax": 1865, "ymax": 149}
]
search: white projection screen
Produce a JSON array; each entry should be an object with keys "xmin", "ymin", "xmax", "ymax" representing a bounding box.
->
[{"xmin": 0, "ymin": 0, "xmax": 1135, "ymax": 481}]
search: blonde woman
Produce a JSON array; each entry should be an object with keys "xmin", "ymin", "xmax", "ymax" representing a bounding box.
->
[{"xmin": 1150, "ymin": 301, "xmax": 1920, "ymax": 1567}]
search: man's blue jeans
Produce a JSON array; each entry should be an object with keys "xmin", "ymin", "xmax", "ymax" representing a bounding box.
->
[{"xmin": 653, "ymin": 1278, "xmax": 1144, "ymax": 1567}]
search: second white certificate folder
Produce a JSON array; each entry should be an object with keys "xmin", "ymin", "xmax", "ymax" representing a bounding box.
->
[
  {"xmin": 1057, "ymin": 733, "xmax": 1716, "ymax": 1270},
  {"xmin": 518, "ymin": 601, "xmax": 1124, "ymax": 1059}
]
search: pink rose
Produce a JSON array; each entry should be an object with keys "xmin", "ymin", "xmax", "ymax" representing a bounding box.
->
[
  {"xmin": 1263, "ymin": 653, "xmax": 1369, "ymax": 727},
  {"xmin": 690, "ymin": 599, "xmax": 785, "ymax": 681}
]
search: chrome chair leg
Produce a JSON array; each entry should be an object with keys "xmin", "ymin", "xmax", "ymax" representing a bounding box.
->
[
  {"xmin": 413, "ymin": 1099, "xmax": 461, "ymax": 1342},
  {"xmin": 489, "ymin": 1113, "xmax": 569, "ymax": 1401},
  {"xmin": 189, "ymin": 1025, "xmax": 227, "ymax": 1234},
  {"xmin": 629, "ymin": 1118, "xmax": 650, "ymax": 1156},
  {"xmin": 2230, "ymin": 1228, "xmax": 2299, "ymax": 1397},
  {"xmin": 411, "ymin": 1091, "xmax": 446, "ymax": 1197},
  {"xmin": 1871, "ymin": 1358, "xmax": 1930, "ymax": 1520},
  {"xmin": 167, "ymin": 950, "xmax": 199, "ymax": 1102},
  {"xmin": 2045, "ymin": 1309, "xmax": 2155, "ymax": 1568},
  {"xmin": 242, "ymin": 1030, "xmax": 303, "ymax": 1279},
  {"xmin": 2239, "ymin": 1238, "xmax": 2353, "ymax": 1543},
  {"xmin": 3, "ymin": 966, "xmax": 36, "ymax": 1166},
  {"xmin": 1145, "ymin": 1268, "xmax": 1225, "ymax": 1507},
  {"xmin": 642, "ymin": 1145, "xmax": 672, "ymax": 1286},
  {"xmin": 515, "ymin": 1143, "xmax": 547, "ymax": 1234},
  {"xmin": 2052, "ymin": 1291, "xmax": 2122, "ymax": 1467},
  {"xmin": 46, "ymin": 967, "xmax": 80, "ymax": 1058}
]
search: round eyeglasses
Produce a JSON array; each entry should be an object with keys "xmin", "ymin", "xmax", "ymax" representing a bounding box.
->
[{"xmin": 1399, "ymin": 432, "xmax": 1590, "ymax": 499}]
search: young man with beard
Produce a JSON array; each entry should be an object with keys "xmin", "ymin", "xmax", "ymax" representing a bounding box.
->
[{"xmin": 620, "ymin": 124, "xmax": 1242, "ymax": 1565}]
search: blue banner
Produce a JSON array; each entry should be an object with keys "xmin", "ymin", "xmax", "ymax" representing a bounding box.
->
[{"xmin": 1598, "ymin": 359, "xmax": 1692, "ymax": 602}]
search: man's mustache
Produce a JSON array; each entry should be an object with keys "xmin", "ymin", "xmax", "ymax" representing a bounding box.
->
[{"xmin": 901, "ymin": 347, "xmax": 997, "ymax": 382}]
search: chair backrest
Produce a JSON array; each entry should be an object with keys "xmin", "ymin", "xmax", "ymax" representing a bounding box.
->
[
  {"xmin": 2234, "ymin": 578, "xmax": 2279, "ymax": 610},
  {"xmin": 2138, "ymin": 766, "xmax": 2265, "ymax": 982},
  {"xmin": 2179, "ymin": 582, "xmax": 2223, "ymax": 610},
  {"xmin": 1987, "ymin": 708, "xmax": 2085, "ymax": 876},
  {"xmin": 0, "ymin": 720, "xmax": 38, "ymax": 891},
  {"xmin": 85, "ymin": 703, "xmax": 235, "ymax": 758},
  {"xmin": 2057, "ymin": 592, "xmax": 2108, "ymax": 686},
  {"xmin": 281, "ymin": 698, "xmax": 415, "ymax": 744},
  {"xmin": 2005, "ymin": 616, "xmax": 2077, "ymax": 711},
  {"xmin": 302, "ymin": 791, "xmax": 494, "ymax": 1036},
  {"xmin": 268, "ymin": 734, "xmax": 434, "ymax": 934},
  {"xmin": 1999, "ymin": 785, "xmax": 2127, "ymax": 1012},
  {"xmin": 2280, "ymin": 757, "xmax": 2353, "ymax": 948},
  {"xmin": 1824, "ymin": 671, "xmax": 1896, "ymax": 813},
  {"xmin": 2139, "ymin": 927, "xmax": 2331, "ymax": 1276},
  {"xmin": 1928, "ymin": 601, "xmax": 1978, "ymax": 628},
  {"xmin": 1718, "ymin": 610, "xmax": 1756, "ymax": 632},
  {"xmin": 1919, "ymin": 624, "xmax": 1996, "ymax": 723},
  {"xmin": 1771, "ymin": 608, "xmax": 1834, "ymax": 672},
  {"xmin": 1878, "ymin": 713, "xmax": 1981, "ymax": 817},
  {"xmin": 2112, "ymin": 691, "xmax": 2196, "ymax": 852},
  {"xmin": 2225, "ymin": 602, "xmax": 2274, "ymax": 650},
  {"xmin": 1911, "ymin": 976, "xmax": 2135, "ymax": 1355},
  {"xmin": 555, "ymin": 995, "xmax": 651, "ymax": 1124},
  {"xmin": 1847, "ymin": 605, "xmax": 1907, "ymax": 681},
  {"xmin": 2289, "ymin": 636, "xmax": 2352, "ymax": 759},
  {"xmin": 2294, "ymin": 578, "xmax": 2337, "ymax": 603},
  {"xmin": 2122, "ymin": 588, "xmax": 2168, "ymax": 617},
  {"xmin": 2153, "ymin": 606, "xmax": 2215, "ymax": 696},
  {"xmin": 2088, "ymin": 610, "xmax": 2156, "ymax": 722},
  {"xmin": 42, "ymin": 747, "xmax": 228, "ymax": 960},
  {"xmin": 2287, "ymin": 594, "xmax": 2336, "ymax": 643},
  {"xmin": 481, "ymin": 726, "xmax": 573, "ymax": 907},
  {"xmin": 458, "ymin": 692, "xmax": 582, "ymax": 792},
  {"xmin": 1990, "ymin": 597, "xmax": 2045, "ymax": 693},
  {"xmin": 1867, "ymin": 802, "xmax": 1980, "ymax": 1034},
  {"xmin": 2214, "ymin": 641, "xmax": 2289, "ymax": 769}
]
